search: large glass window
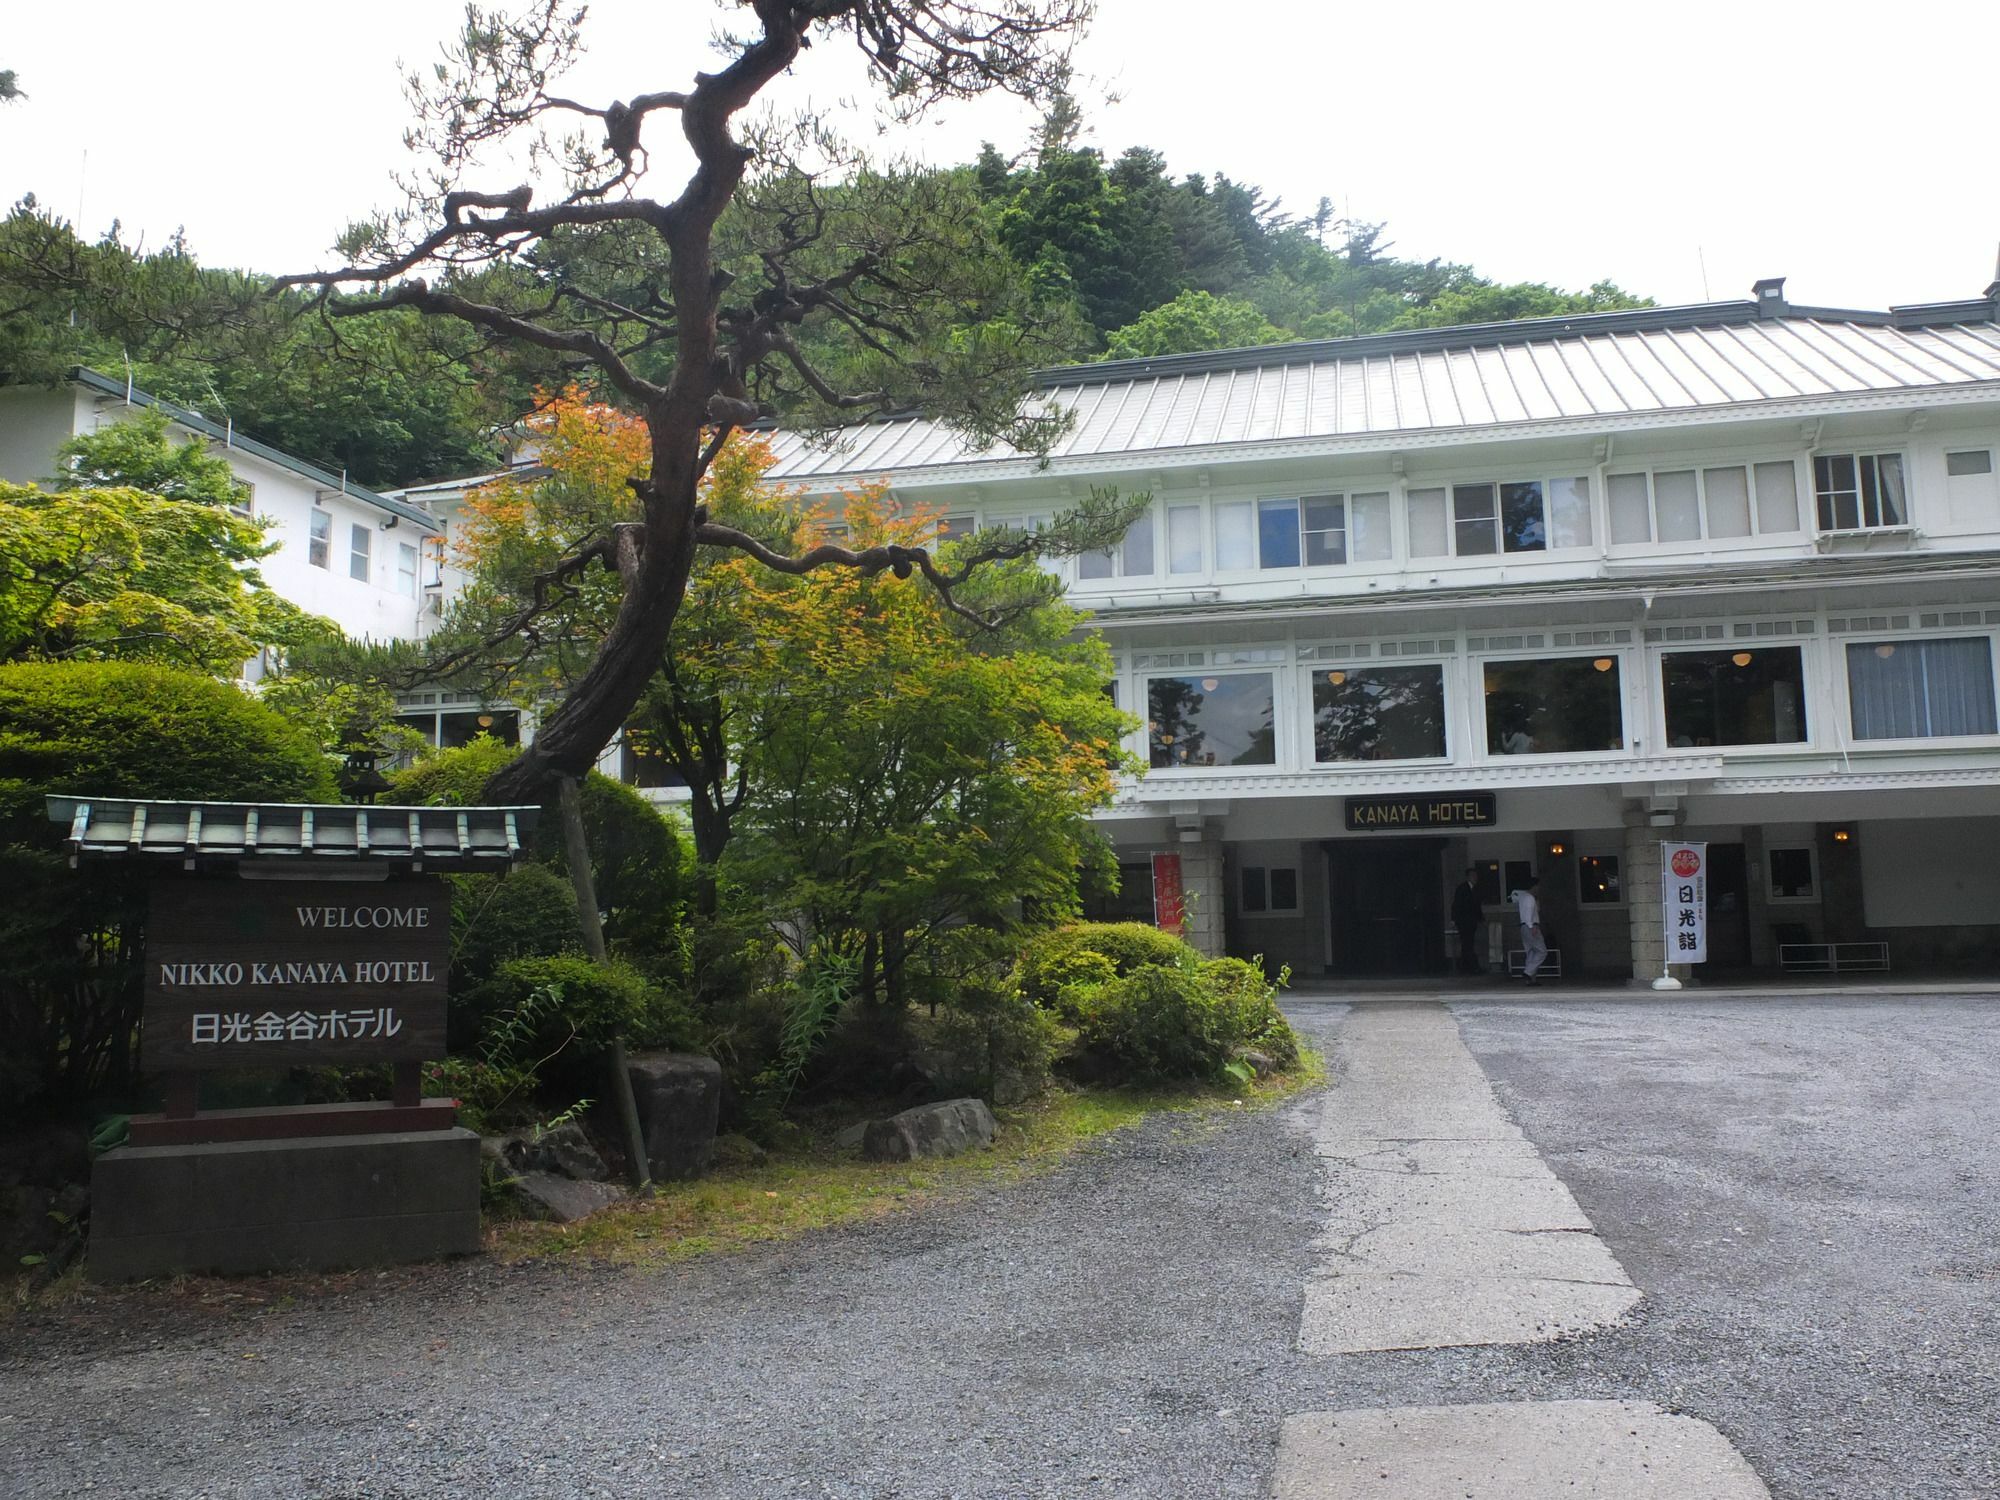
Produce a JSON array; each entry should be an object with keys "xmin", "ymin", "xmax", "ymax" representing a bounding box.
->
[
  {"xmin": 1609, "ymin": 463, "xmax": 1802, "ymax": 544},
  {"xmin": 1079, "ymin": 508, "xmax": 1156, "ymax": 580},
  {"xmin": 1662, "ymin": 647, "xmax": 1808, "ymax": 747},
  {"xmin": 1484, "ymin": 655, "xmax": 1625, "ymax": 755},
  {"xmin": 1815, "ymin": 453, "xmax": 1907, "ymax": 531},
  {"xmin": 1312, "ymin": 664, "xmax": 1447, "ymax": 762},
  {"xmin": 1167, "ymin": 505, "xmax": 1204, "ymax": 574},
  {"xmin": 1578, "ymin": 854, "xmax": 1622, "ymax": 905},
  {"xmin": 1413, "ymin": 478, "xmax": 1556, "ymax": 558},
  {"xmin": 1148, "ymin": 672, "xmax": 1277, "ymax": 768},
  {"xmin": 1846, "ymin": 637, "xmax": 1997, "ymax": 739},
  {"xmin": 1257, "ymin": 499, "xmax": 1301, "ymax": 568}
]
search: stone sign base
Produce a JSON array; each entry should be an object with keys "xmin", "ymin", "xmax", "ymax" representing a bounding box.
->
[{"xmin": 90, "ymin": 1128, "xmax": 480, "ymax": 1281}]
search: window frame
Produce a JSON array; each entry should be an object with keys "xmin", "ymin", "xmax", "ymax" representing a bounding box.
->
[
  {"xmin": 1077, "ymin": 504, "xmax": 1157, "ymax": 583},
  {"xmin": 1656, "ymin": 643, "xmax": 1813, "ymax": 753},
  {"xmin": 1240, "ymin": 864, "xmax": 1300, "ymax": 917},
  {"xmin": 1141, "ymin": 668, "xmax": 1282, "ymax": 773},
  {"xmin": 1476, "ymin": 648, "xmax": 1630, "ymax": 760},
  {"xmin": 1303, "ymin": 658, "xmax": 1453, "ymax": 766},
  {"xmin": 1765, "ymin": 845, "xmax": 1820, "ymax": 905},
  {"xmin": 1839, "ymin": 631, "xmax": 2000, "ymax": 745},
  {"xmin": 348, "ymin": 522, "xmax": 372, "ymax": 583},
  {"xmin": 307, "ymin": 507, "xmax": 331, "ymax": 570},
  {"xmin": 1405, "ymin": 471, "xmax": 1589, "ymax": 562},
  {"xmin": 1812, "ymin": 450, "xmax": 1910, "ymax": 534},
  {"xmin": 1606, "ymin": 457, "xmax": 1805, "ymax": 549},
  {"xmin": 1577, "ymin": 852, "xmax": 1625, "ymax": 907}
]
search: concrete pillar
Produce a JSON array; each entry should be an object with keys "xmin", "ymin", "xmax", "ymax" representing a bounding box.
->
[
  {"xmin": 1622, "ymin": 803, "xmax": 1673, "ymax": 984},
  {"xmin": 1178, "ymin": 836, "xmax": 1227, "ymax": 957}
]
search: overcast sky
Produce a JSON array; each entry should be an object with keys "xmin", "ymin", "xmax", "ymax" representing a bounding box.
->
[{"xmin": 4, "ymin": 0, "xmax": 1992, "ymax": 313}]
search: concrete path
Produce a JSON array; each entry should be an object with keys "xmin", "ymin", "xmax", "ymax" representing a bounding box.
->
[
  {"xmin": 1274, "ymin": 1399, "xmax": 1771, "ymax": 1499},
  {"xmin": 1282, "ymin": 1002, "xmax": 1769, "ymax": 1499},
  {"xmin": 1299, "ymin": 1002, "xmax": 1640, "ymax": 1354}
]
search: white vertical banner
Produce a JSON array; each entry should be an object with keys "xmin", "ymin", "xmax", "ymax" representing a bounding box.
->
[{"xmin": 1662, "ymin": 841, "xmax": 1708, "ymax": 965}]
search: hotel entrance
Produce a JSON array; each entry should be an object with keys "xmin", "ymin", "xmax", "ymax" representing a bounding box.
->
[{"xmin": 1324, "ymin": 838, "xmax": 1447, "ymax": 976}]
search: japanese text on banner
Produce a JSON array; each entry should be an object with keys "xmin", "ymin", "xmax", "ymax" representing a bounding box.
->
[{"xmin": 1661, "ymin": 841, "xmax": 1708, "ymax": 964}]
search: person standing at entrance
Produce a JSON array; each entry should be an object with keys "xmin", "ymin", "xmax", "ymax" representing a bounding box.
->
[
  {"xmin": 1452, "ymin": 866, "xmax": 1485, "ymax": 975},
  {"xmin": 1510, "ymin": 875, "xmax": 1547, "ymax": 984}
]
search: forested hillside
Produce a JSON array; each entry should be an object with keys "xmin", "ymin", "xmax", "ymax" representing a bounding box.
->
[{"xmin": 0, "ymin": 116, "xmax": 1647, "ymax": 486}]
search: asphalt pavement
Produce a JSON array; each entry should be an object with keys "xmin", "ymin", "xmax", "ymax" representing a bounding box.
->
[{"xmin": 2, "ymin": 993, "xmax": 1995, "ymax": 1499}]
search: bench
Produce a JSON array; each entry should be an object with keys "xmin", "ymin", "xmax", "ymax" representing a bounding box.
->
[
  {"xmin": 1778, "ymin": 942, "xmax": 1890, "ymax": 974},
  {"xmin": 1506, "ymin": 948, "xmax": 1563, "ymax": 978}
]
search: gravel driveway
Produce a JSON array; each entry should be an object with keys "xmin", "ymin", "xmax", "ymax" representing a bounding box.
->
[{"xmin": 4, "ymin": 994, "xmax": 1996, "ymax": 1499}]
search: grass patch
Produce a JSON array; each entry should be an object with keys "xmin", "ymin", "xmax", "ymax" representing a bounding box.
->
[{"xmin": 489, "ymin": 1056, "xmax": 1322, "ymax": 1269}]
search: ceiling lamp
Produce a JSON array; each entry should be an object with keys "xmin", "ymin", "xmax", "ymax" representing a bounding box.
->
[
  {"xmin": 1874, "ymin": 644, "xmax": 1896, "ymax": 659},
  {"xmin": 1327, "ymin": 670, "xmax": 1347, "ymax": 686},
  {"xmin": 1199, "ymin": 677, "xmax": 1219, "ymax": 691},
  {"xmin": 1592, "ymin": 657, "xmax": 1614, "ymax": 672},
  {"xmin": 1730, "ymin": 651, "xmax": 1753, "ymax": 667}
]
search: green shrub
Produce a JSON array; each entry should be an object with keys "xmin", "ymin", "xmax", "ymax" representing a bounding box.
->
[
  {"xmin": 393, "ymin": 740, "xmax": 689, "ymax": 985},
  {"xmin": 926, "ymin": 976, "xmax": 1064, "ymax": 1100},
  {"xmin": 468, "ymin": 955, "xmax": 698, "ymax": 1064},
  {"xmin": 447, "ymin": 865, "xmax": 584, "ymax": 990},
  {"xmin": 1064, "ymin": 951, "xmax": 1298, "ymax": 1084},
  {"xmin": 1017, "ymin": 921, "xmax": 1194, "ymax": 1010},
  {"xmin": 0, "ymin": 661, "xmax": 338, "ymax": 1111},
  {"xmin": 1197, "ymin": 957, "xmax": 1300, "ymax": 1070}
]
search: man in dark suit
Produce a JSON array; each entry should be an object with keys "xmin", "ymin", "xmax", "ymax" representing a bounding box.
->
[{"xmin": 1452, "ymin": 865, "xmax": 1485, "ymax": 975}]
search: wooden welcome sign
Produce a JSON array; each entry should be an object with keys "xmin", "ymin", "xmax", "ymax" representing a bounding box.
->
[{"xmin": 143, "ymin": 878, "xmax": 450, "ymax": 1072}]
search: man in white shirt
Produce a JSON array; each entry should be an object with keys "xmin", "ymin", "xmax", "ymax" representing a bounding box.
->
[{"xmin": 1510, "ymin": 875, "xmax": 1546, "ymax": 984}]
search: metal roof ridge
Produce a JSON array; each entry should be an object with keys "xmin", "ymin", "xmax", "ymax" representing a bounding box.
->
[
  {"xmin": 1033, "ymin": 298, "xmax": 2000, "ymax": 390},
  {"xmin": 65, "ymin": 366, "xmax": 440, "ymax": 532}
]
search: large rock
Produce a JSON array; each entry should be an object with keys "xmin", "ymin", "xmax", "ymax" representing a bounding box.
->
[
  {"xmin": 513, "ymin": 1171, "xmax": 624, "ymax": 1224},
  {"xmin": 495, "ymin": 1122, "xmax": 609, "ymax": 1182},
  {"xmin": 626, "ymin": 1052, "xmax": 722, "ymax": 1181},
  {"xmin": 862, "ymin": 1098, "xmax": 999, "ymax": 1163}
]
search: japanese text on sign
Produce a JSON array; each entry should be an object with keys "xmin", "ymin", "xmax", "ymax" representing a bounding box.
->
[
  {"xmin": 1661, "ymin": 841, "xmax": 1708, "ymax": 964},
  {"xmin": 190, "ymin": 1009, "xmax": 405, "ymax": 1044}
]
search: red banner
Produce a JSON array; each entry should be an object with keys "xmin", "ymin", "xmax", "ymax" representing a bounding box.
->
[{"xmin": 1151, "ymin": 852, "xmax": 1185, "ymax": 935}]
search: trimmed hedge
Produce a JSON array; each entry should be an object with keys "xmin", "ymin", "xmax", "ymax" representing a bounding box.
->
[{"xmin": 1017, "ymin": 921, "xmax": 1192, "ymax": 1013}]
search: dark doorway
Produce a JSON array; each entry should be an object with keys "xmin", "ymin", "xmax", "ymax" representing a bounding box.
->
[
  {"xmin": 1325, "ymin": 838, "xmax": 1446, "ymax": 976},
  {"xmin": 1697, "ymin": 842, "xmax": 1753, "ymax": 974}
]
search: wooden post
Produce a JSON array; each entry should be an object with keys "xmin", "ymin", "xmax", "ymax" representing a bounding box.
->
[{"xmin": 557, "ymin": 776, "xmax": 653, "ymax": 1196}]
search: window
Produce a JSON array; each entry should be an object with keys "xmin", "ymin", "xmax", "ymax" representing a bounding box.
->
[
  {"xmin": 1947, "ymin": 450, "xmax": 1994, "ymax": 477},
  {"xmin": 1661, "ymin": 647, "xmax": 1808, "ymax": 747},
  {"xmin": 1079, "ymin": 508, "xmax": 1155, "ymax": 580},
  {"xmin": 227, "ymin": 481, "xmax": 256, "ymax": 520},
  {"xmin": 1609, "ymin": 463, "xmax": 1800, "ymax": 545},
  {"xmin": 1244, "ymin": 492, "xmax": 1394, "ymax": 570},
  {"xmin": 1846, "ymin": 637, "xmax": 1997, "ymax": 739},
  {"xmin": 1083, "ymin": 861, "xmax": 1159, "ymax": 924},
  {"xmin": 620, "ymin": 732, "xmax": 688, "ymax": 790},
  {"xmin": 1409, "ymin": 477, "xmax": 1574, "ymax": 558},
  {"xmin": 1147, "ymin": 672, "xmax": 1277, "ymax": 768},
  {"xmin": 349, "ymin": 523, "xmax": 371, "ymax": 582},
  {"xmin": 308, "ymin": 509, "xmax": 331, "ymax": 569},
  {"xmin": 1483, "ymin": 655, "xmax": 1625, "ymax": 755},
  {"xmin": 439, "ymin": 709, "xmax": 519, "ymax": 747},
  {"xmin": 1578, "ymin": 854, "xmax": 1622, "ymax": 905},
  {"xmin": 1214, "ymin": 501, "xmax": 1255, "ymax": 570},
  {"xmin": 1241, "ymin": 865, "xmax": 1299, "ymax": 915},
  {"xmin": 936, "ymin": 513, "xmax": 976, "ymax": 546},
  {"xmin": 1312, "ymin": 664, "xmax": 1447, "ymax": 762},
  {"xmin": 1768, "ymin": 846, "xmax": 1817, "ymax": 902},
  {"xmin": 1167, "ymin": 505, "xmax": 1204, "ymax": 574},
  {"xmin": 397, "ymin": 543, "xmax": 418, "ymax": 598},
  {"xmin": 1814, "ymin": 452, "xmax": 1907, "ymax": 531}
]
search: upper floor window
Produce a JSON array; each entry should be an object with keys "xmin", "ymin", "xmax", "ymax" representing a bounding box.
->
[
  {"xmin": 1814, "ymin": 453, "xmax": 1906, "ymax": 532},
  {"xmin": 1408, "ymin": 477, "xmax": 1590, "ymax": 559},
  {"xmin": 1079, "ymin": 508, "xmax": 1154, "ymax": 580},
  {"xmin": 1846, "ymin": 636, "xmax": 1996, "ymax": 739},
  {"xmin": 1312, "ymin": 664, "xmax": 1447, "ymax": 762},
  {"xmin": 1661, "ymin": 646, "xmax": 1808, "ymax": 747},
  {"xmin": 397, "ymin": 542, "xmax": 419, "ymax": 598},
  {"xmin": 349, "ymin": 523, "xmax": 371, "ymax": 582},
  {"xmin": 936, "ymin": 513, "xmax": 976, "ymax": 545},
  {"xmin": 1227, "ymin": 492, "xmax": 1395, "ymax": 570},
  {"xmin": 308, "ymin": 508, "xmax": 331, "ymax": 569},
  {"xmin": 1483, "ymin": 654, "xmax": 1625, "ymax": 755},
  {"xmin": 1147, "ymin": 671, "xmax": 1276, "ymax": 768},
  {"xmin": 1609, "ymin": 462, "xmax": 1801, "ymax": 544},
  {"xmin": 227, "ymin": 481, "xmax": 255, "ymax": 520}
]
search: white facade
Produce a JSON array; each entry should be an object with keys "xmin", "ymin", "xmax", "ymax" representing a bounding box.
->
[
  {"xmin": 769, "ymin": 282, "xmax": 2000, "ymax": 981},
  {"xmin": 0, "ymin": 371, "xmax": 443, "ymax": 648}
]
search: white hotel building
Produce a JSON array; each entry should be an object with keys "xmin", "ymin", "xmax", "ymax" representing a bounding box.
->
[{"xmin": 768, "ymin": 279, "xmax": 2000, "ymax": 983}]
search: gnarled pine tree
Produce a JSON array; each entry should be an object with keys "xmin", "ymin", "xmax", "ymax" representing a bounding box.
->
[{"xmin": 278, "ymin": 0, "xmax": 1124, "ymax": 805}]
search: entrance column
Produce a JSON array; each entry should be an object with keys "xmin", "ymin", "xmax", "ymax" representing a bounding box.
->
[
  {"xmin": 1622, "ymin": 801, "xmax": 1667, "ymax": 983},
  {"xmin": 1179, "ymin": 834, "xmax": 1227, "ymax": 957}
]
